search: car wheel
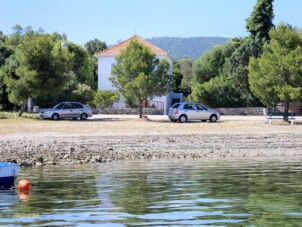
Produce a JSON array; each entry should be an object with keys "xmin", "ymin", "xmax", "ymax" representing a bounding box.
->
[
  {"xmin": 179, "ymin": 115, "xmax": 187, "ymax": 123},
  {"xmin": 52, "ymin": 113, "xmax": 59, "ymax": 121},
  {"xmin": 80, "ymin": 113, "xmax": 88, "ymax": 120},
  {"xmin": 210, "ymin": 114, "xmax": 217, "ymax": 122}
]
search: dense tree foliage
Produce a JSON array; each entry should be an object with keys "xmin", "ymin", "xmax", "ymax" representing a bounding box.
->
[
  {"xmin": 93, "ymin": 89, "xmax": 119, "ymax": 108},
  {"xmin": 2, "ymin": 31, "xmax": 74, "ymax": 115},
  {"xmin": 84, "ymin": 38, "xmax": 107, "ymax": 56},
  {"xmin": 246, "ymin": 0, "xmax": 274, "ymax": 42},
  {"xmin": 192, "ymin": 45, "xmax": 227, "ymax": 84},
  {"xmin": 190, "ymin": 0, "xmax": 274, "ymax": 107},
  {"xmin": 0, "ymin": 32, "xmax": 15, "ymax": 110},
  {"xmin": 0, "ymin": 25, "xmax": 106, "ymax": 114},
  {"xmin": 67, "ymin": 42, "xmax": 97, "ymax": 90},
  {"xmin": 190, "ymin": 39, "xmax": 247, "ymax": 107},
  {"xmin": 83, "ymin": 39, "xmax": 107, "ymax": 91},
  {"xmin": 172, "ymin": 62, "xmax": 182, "ymax": 92},
  {"xmin": 191, "ymin": 75, "xmax": 243, "ymax": 108},
  {"xmin": 110, "ymin": 40, "xmax": 171, "ymax": 118},
  {"xmin": 172, "ymin": 57, "xmax": 192, "ymax": 97},
  {"xmin": 190, "ymin": 42, "xmax": 232, "ymax": 107},
  {"xmin": 249, "ymin": 23, "xmax": 302, "ymax": 118}
]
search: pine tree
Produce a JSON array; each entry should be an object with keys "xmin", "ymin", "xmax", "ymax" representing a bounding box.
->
[
  {"xmin": 249, "ymin": 23, "xmax": 302, "ymax": 120},
  {"xmin": 246, "ymin": 0, "xmax": 274, "ymax": 42}
]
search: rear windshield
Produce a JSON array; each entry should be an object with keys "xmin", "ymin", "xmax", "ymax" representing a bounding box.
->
[{"xmin": 171, "ymin": 103, "xmax": 181, "ymax": 109}]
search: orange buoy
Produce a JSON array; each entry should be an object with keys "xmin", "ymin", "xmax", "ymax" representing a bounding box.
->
[{"xmin": 18, "ymin": 179, "xmax": 32, "ymax": 191}]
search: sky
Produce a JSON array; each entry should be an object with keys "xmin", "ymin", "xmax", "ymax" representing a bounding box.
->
[{"xmin": 1, "ymin": 0, "xmax": 302, "ymax": 46}]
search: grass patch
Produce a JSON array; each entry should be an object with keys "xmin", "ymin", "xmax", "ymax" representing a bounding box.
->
[
  {"xmin": 0, "ymin": 112, "xmax": 17, "ymax": 119},
  {"xmin": 0, "ymin": 112, "xmax": 40, "ymax": 120}
]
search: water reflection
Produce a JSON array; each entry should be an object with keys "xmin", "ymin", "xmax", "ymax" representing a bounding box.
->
[{"xmin": 0, "ymin": 159, "xmax": 302, "ymax": 226}]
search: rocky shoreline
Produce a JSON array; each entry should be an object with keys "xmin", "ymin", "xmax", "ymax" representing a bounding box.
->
[{"xmin": 1, "ymin": 133, "xmax": 302, "ymax": 166}]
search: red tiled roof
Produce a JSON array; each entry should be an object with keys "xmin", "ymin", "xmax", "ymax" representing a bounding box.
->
[{"xmin": 98, "ymin": 35, "xmax": 169, "ymax": 56}]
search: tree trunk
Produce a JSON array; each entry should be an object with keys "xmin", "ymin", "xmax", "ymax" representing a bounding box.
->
[
  {"xmin": 27, "ymin": 96, "xmax": 33, "ymax": 113},
  {"xmin": 18, "ymin": 99, "xmax": 27, "ymax": 117},
  {"xmin": 283, "ymin": 101, "xmax": 289, "ymax": 122},
  {"xmin": 138, "ymin": 99, "xmax": 143, "ymax": 119}
]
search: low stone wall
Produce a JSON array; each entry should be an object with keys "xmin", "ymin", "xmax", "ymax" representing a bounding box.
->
[
  {"xmin": 98, "ymin": 108, "xmax": 164, "ymax": 115},
  {"xmin": 96, "ymin": 107, "xmax": 265, "ymax": 116},
  {"xmin": 216, "ymin": 107, "xmax": 265, "ymax": 116}
]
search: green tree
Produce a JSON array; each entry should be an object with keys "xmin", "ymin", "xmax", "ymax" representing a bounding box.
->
[
  {"xmin": 221, "ymin": 0, "xmax": 274, "ymax": 106},
  {"xmin": 0, "ymin": 31, "xmax": 15, "ymax": 110},
  {"xmin": 72, "ymin": 83, "xmax": 95, "ymax": 106},
  {"xmin": 93, "ymin": 89, "xmax": 119, "ymax": 108},
  {"xmin": 191, "ymin": 0, "xmax": 274, "ymax": 108},
  {"xmin": 84, "ymin": 38, "xmax": 107, "ymax": 56},
  {"xmin": 222, "ymin": 37, "xmax": 263, "ymax": 106},
  {"xmin": 172, "ymin": 57, "xmax": 192, "ymax": 96},
  {"xmin": 249, "ymin": 23, "xmax": 302, "ymax": 120},
  {"xmin": 110, "ymin": 40, "xmax": 171, "ymax": 118},
  {"xmin": 246, "ymin": 0, "xmax": 274, "ymax": 42},
  {"xmin": 172, "ymin": 62, "xmax": 182, "ymax": 92},
  {"xmin": 122, "ymin": 93, "xmax": 139, "ymax": 108},
  {"xmin": 83, "ymin": 39, "xmax": 106, "ymax": 92},
  {"xmin": 192, "ymin": 45, "xmax": 227, "ymax": 84},
  {"xmin": 178, "ymin": 57, "xmax": 193, "ymax": 95},
  {"xmin": 190, "ymin": 74, "xmax": 243, "ymax": 108},
  {"xmin": 2, "ymin": 33, "xmax": 73, "ymax": 116},
  {"xmin": 0, "ymin": 45, "xmax": 12, "ymax": 70},
  {"xmin": 190, "ymin": 41, "xmax": 242, "ymax": 107},
  {"xmin": 67, "ymin": 42, "xmax": 97, "ymax": 90},
  {"xmin": 1, "ymin": 25, "xmax": 98, "ymax": 111}
]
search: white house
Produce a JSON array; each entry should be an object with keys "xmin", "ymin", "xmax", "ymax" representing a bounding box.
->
[{"xmin": 97, "ymin": 35, "xmax": 182, "ymax": 114}]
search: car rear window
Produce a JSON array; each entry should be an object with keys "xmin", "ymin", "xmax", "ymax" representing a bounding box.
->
[
  {"xmin": 72, "ymin": 103, "xmax": 83, "ymax": 108},
  {"xmin": 171, "ymin": 103, "xmax": 181, "ymax": 109}
]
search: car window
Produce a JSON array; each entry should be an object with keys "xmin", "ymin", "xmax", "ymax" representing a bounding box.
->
[
  {"xmin": 183, "ymin": 104, "xmax": 195, "ymax": 110},
  {"xmin": 196, "ymin": 104, "xmax": 206, "ymax": 110},
  {"xmin": 171, "ymin": 103, "xmax": 181, "ymax": 109},
  {"xmin": 72, "ymin": 103, "xmax": 83, "ymax": 109},
  {"xmin": 63, "ymin": 104, "xmax": 72, "ymax": 109},
  {"xmin": 53, "ymin": 103, "xmax": 65, "ymax": 109}
]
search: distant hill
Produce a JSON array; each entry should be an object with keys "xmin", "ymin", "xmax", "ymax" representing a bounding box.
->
[{"xmin": 146, "ymin": 37, "xmax": 230, "ymax": 60}]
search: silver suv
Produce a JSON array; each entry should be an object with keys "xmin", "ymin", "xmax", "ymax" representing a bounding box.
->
[
  {"xmin": 168, "ymin": 102, "xmax": 220, "ymax": 123},
  {"xmin": 39, "ymin": 102, "xmax": 93, "ymax": 120}
]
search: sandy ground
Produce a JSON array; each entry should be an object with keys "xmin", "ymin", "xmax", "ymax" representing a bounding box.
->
[{"xmin": 1, "ymin": 114, "xmax": 302, "ymax": 165}]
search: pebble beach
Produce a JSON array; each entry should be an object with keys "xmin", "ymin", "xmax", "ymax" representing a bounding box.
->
[{"xmin": 1, "ymin": 115, "xmax": 302, "ymax": 165}]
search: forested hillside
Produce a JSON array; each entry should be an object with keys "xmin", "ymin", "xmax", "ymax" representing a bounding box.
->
[{"xmin": 147, "ymin": 37, "xmax": 229, "ymax": 60}]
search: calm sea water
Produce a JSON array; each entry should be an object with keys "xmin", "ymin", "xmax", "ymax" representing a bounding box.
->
[{"xmin": 1, "ymin": 159, "xmax": 302, "ymax": 226}]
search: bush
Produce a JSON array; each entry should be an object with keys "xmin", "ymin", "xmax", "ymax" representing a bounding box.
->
[{"xmin": 93, "ymin": 90, "xmax": 119, "ymax": 108}]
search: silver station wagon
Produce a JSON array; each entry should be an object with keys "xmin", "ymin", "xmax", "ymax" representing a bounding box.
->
[
  {"xmin": 39, "ymin": 102, "xmax": 93, "ymax": 120},
  {"xmin": 168, "ymin": 102, "xmax": 221, "ymax": 123}
]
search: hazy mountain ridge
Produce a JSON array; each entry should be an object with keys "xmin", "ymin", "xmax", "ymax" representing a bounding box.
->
[{"xmin": 146, "ymin": 36, "xmax": 230, "ymax": 60}]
